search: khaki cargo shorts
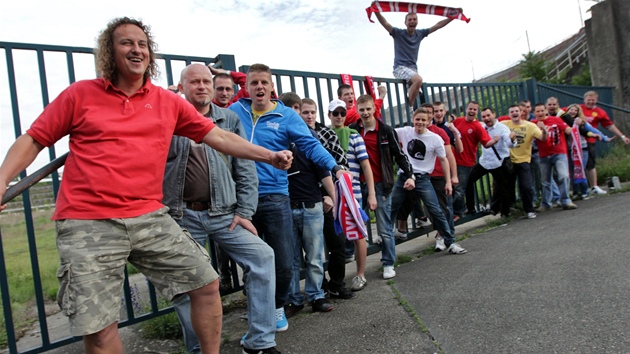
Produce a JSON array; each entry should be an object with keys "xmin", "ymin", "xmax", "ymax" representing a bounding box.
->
[{"xmin": 55, "ymin": 207, "xmax": 218, "ymax": 336}]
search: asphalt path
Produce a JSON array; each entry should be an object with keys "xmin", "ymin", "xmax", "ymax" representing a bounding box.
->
[{"xmin": 395, "ymin": 192, "xmax": 630, "ymax": 353}]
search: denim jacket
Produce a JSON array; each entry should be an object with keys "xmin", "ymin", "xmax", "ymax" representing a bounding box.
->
[{"xmin": 163, "ymin": 103, "xmax": 258, "ymax": 220}]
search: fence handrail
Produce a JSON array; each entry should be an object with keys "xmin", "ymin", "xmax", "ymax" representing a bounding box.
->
[{"xmin": 537, "ymin": 82, "xmax": 630, "ymax": 115}]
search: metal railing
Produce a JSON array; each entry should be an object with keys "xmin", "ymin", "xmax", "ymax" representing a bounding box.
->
[{"xmin": 1, "ymin": 41, "xmax": 623, "ymax": 353}]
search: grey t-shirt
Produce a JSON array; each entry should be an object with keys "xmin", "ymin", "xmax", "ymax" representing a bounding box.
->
[{"xmin": 391, "ymin": 27, "xmax": 430, "ymax": 71}]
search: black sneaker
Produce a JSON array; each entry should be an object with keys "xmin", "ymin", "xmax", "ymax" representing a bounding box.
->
[
  {"xmin": 284, "ymin": 303, "xmax": 304, "ymax": 318},
  {"xmin": 311, "ymin": 298, "xmax": 334, "ymax": 312},
  {"xmin": 242, "ymin": 346, "xmax": 282, "ymax": 354},
  {"xmin": 328, "ymin": 286, "xmax": 357, "ymax": 300}
]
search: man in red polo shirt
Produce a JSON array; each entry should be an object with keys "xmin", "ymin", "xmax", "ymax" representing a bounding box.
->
[
  {"xmin": 531, "ymin": 103, "xmax": 577, "ymax": 210},
  {"xmin": 452, "ymin": 101, "xmax": 499, "ymax": 218},
  {"xmin": 579, "ymin": 91, "xmax": 630, "ymax": 195},
  {"xmin": 0, "ymin": 17, "xmax": 291, "ymax": 354}
]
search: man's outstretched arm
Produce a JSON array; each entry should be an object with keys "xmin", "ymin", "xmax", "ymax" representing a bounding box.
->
[
  {"xmin": 429, "ymin": 17, "xmax": 454, "ymax": 34},
  {"xmin": 373, "ymin": 8, "xmax": 393, "ymax": 33}
]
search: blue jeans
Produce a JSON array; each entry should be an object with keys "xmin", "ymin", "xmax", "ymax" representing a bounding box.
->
[
  {"xmin": 288, "ymin": 202, "xmax": 326, "ymax": 304},
  {"xmin": 530, "ymin": 151, "xmax": 542, "ymax": 203},
  {"xmin": 252, "ymin": 194, "xmax": 295, "ymax": 309},
  {"xmin": 540, "ymin": 153, "xmax": 572, "ymax": 207},
  {"xmin": 391, "ymin": 174, "xmax": 455, "ymax": 251},
  {"xmin": 173, "ymin": 210, "xmax": 276, "ymax": 352},
  {"xmin": 362, "ymin": 182, "xmax": 393, "ymax": 266},
  {"xmin": 453, "ymin": 165, "xmax": 473, "ymax": 216}
]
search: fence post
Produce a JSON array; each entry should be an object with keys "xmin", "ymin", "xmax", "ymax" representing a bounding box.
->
[
  {"xmin": 216, "ymin": 54, "xmax": 237, "ymax": 71},
  {"xmin": 525, "ymin": 78, "xmax": 538, "ymax": 103}
]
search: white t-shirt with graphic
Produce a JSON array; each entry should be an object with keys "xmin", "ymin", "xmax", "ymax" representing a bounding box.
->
[{"xmin": 395, "ymin": 126, "xmax": 446, "ymax": 175}]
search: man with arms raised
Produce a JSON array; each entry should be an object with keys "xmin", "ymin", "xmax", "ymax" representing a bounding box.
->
[
  {"xmin": 0, "ymin": 18, "xmax": 291, "ymax": 354},
  {"xmin": 163, "ymin": 63, "xmax": 279, "ymax": 354},
  {"xmin": 229, "ymin": 64, "xmax": 349, "ymax": 333},
  {"xmin": 373, "ymin": 6, "xmax": 460, "ymax": 107},
  {"xmin": 338, "ymin": 84, "xmax": 387, "ymax": 126}
]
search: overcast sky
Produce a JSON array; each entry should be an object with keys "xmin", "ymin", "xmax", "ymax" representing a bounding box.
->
[{"xmin": 1, "ymin": 0, "xmax": 596, "ymax": 171}]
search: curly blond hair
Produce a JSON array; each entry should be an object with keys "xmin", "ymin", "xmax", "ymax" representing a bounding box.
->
[{"xmin": 94, "ymin": 17, "xmax": 159, "ymax": 83}]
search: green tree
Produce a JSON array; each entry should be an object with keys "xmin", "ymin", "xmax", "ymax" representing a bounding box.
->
[{"xmin": 518, "ymin": 51, "xmax": 548, "ymax": 81}]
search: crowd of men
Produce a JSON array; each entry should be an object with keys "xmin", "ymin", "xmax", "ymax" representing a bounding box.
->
[{"xmin": 1, "ymin": 16, "xmax": 628, "ymax": 354}]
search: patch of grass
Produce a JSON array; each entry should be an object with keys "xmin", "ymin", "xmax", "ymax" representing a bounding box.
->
[
  {"xmin": 139, "ymin": 300, "xmax": 183, "ymax": 340},
  {"xmin": 388, "ymin": 280, "xmax": 441, "ymax": 353},
  {"xmin": 394, "ymin": 255, "xmax": 413, "ymax": 266},
  {"xmin": 597, "ymin": 142, "xmax": 630, "ymax": 184}
]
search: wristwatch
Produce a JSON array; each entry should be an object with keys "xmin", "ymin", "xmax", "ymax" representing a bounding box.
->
[{"xmin": 332, "ymin": 165, "xmax": 348, "ymax": 174}]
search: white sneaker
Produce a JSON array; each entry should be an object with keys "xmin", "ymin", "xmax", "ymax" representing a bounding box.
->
[
  {"xmin": 435, "ymin": 237, "xmax": 446, "ymax": 252},
  {"xmin": 383, "ymin": 266, "xmax": 396, "ymax": 279},
  {"xmin": 591, "ymin": 186, "xmax": 607, "ymax": 195},
  {"xmin": 393, "ymin": 228, "xmax": 408, "ymax": 240},
  {"xmin": 526, "ymin": 212, "xmax": 536, "ymax": 219},
  {"xmin": 447, "ymin": 243, "xmax": 467, "ymax": 254},
  {"xmin": 372, "ymin": 234, "xmax": 383, "ymax": 244},
  {"xmin": 416, "ymin": 217, "xmax": 432, "ymax": 228}
]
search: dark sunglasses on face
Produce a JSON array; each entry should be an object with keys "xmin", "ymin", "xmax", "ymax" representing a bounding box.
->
[{"xmin": 331, "ymin": 111, "xmax": 346, "ymax": 117}]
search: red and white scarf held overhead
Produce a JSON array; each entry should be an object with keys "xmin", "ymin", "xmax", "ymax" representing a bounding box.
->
[{"xmin": 366, "ymin": 1, "xmax": 471, "ymax": 23}]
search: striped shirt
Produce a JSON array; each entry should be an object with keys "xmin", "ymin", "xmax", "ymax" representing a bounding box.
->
[{"xmin": 347, "ymin": 133, "xmax": 369, "ymax": 202}]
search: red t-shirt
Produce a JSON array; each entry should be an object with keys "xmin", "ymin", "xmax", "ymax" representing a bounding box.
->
[
  {"xmin": 531, "ymin": 117, "xmax": 569, "ymax": 157},
  {"xmin": 453, "ymin": 117, "xmax": 492, "ymax": 167},
  {"xmin": 579, "ymin": 104, "xmax": 613, "ymax": 143},
  {"xmin": 358, "ymin": 124, "xmax": 382, "ymax": 183},
  {"xmin": 427, "ymin": 125, "xmax": 450, "ymax": 177},
  {"xmin": 27, "ymin": 78, "xmax": 215, "ymax": 220},
  {"xmin": 344, "ymin": 99, "xmax": 384, "ymax": 126}
]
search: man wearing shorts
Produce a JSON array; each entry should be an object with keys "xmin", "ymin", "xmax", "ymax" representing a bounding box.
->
[
  {"xmin": 373, "ymin": 5, "xmax": 460, "ymax": 107},
  {"xmin": 0, "ymin": 18, "xmax": 291, "ymax": 354}
]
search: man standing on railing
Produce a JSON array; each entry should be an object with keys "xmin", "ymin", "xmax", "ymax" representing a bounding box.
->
[
  {"xmin": 372, "ymin": 4, "xmax": 460, "ymax": 108},
  {"xmin": 163, "ymin": 63, "xmax": 279, "ymax": 354},
  {"xmin": 0, "ymin": 18, "xmax": 292, "ymax": 354}
]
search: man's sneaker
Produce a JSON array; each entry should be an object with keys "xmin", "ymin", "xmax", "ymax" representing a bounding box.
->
[
  {"xmin": 372, "ymin": 234, "xmax": 383, "ymax": 244},
  {"xmin": 344, "ymin": 255, "xmax": 355, "ymax": 263},
  {"xmin": 535, "ymin": 206, "xmax": 551, "ymax": 213},
  {"xmin": 393, "ymin": 228, "xmax": 408, "ymax": 240},
  {"xmin": 383, "ymin": 266, "xmax": 396, "ymax": 279},
  {"xmin": 351, "ymin": 275, "xmax": 367, "ymax": 291},
  {"xmin": 581, "ymin": 194, "xmax": 590, "ymax": 200},
  {"xmin": 243, "ymin": 346, "xmax": 282, "ymax": 354},
  {"xmin": 591, "ymin": 186, "xmax": 607, "ymax": 195},
  {"xmin": 435, "ymin": 237, "xmax": 446, "ymax": 252},
  {"xmin": 526, "ymin": 212, "xmax": 537, "ymax": 219},
  {"xmin": 284, "ymin": 303, "xmax": 304, "ymax": 319},
  {"xmin": 275, "ymin": 307, "xmax": 288, "ymax": 332},
  {"xmin": 447, "ymin": 243, "xmax": 467, "ymax": 254},
  {"xmin": 240, "ymin": 333, "xmax": 246, "ymax": 346},
  {"xmin": 562, "ymin": 202, "xmax": 578, "ymax": 210},
  {"xmin": 311, "ymin": 298, "xmax": 334, "ymax": 312},
  {"xmin": 552, "ymin": 201, "xmax": 562, "ymax": 208},
  {"xmin": 416, "ymin": 217, "xmax": 432, "ymax": 228},
  {"xmin": 328, "ymin": 286, "xmax": 357, "ymax": 300}
]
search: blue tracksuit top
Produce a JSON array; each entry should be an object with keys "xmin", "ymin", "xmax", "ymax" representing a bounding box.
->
[{"xmin": 229, "ymin": 98, "xmax": 336, "ymax": 197}]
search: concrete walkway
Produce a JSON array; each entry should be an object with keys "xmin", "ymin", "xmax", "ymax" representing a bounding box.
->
[{"xmin": 11, "ymin": 191, "xmax": 630, "ymax": 353}]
